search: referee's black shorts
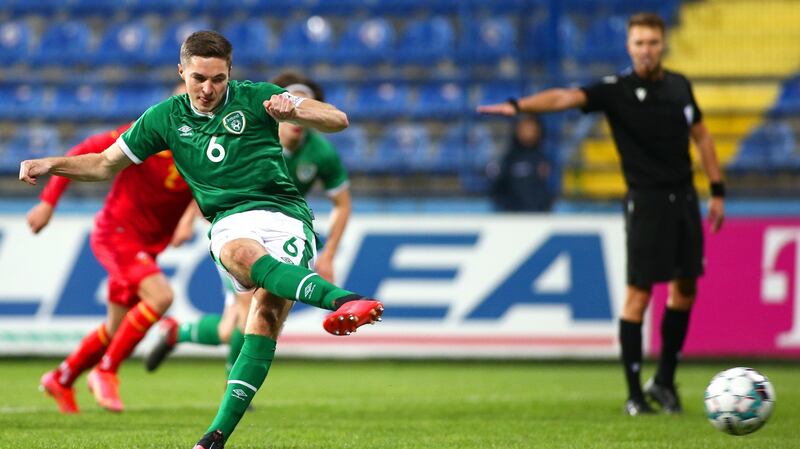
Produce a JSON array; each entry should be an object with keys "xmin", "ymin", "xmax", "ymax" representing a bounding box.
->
[{"xmin": 624, "ymin": 188, "xmax": 704, "ymax": 289}]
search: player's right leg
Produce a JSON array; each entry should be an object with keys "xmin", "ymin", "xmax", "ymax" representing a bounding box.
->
[
  {"xmin": 195, "ymin": 289, "xmax": 291, "ymax": 448},
  {"xmin": 211, "ymin": 211, "xmax": 383, "ymax": 336}
]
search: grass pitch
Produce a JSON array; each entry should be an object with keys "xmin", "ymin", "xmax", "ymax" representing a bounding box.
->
[{"xmin": 1, "ymin": 358, "xmax": 797, "ymax": 449}]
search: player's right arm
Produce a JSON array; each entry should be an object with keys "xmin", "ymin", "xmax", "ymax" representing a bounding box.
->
[
  {"xmin": 477, "ymin": 88, "xmax": 588, "ymax": 116},
  {"xmin": 19, "ymin": 143, "xmax": 132, "ymax": 186}
]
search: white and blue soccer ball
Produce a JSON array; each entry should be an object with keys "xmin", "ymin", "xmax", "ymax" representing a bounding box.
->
[{"xmin": 704, "ymin": 367, "xmax": 775, "ymax": 436}]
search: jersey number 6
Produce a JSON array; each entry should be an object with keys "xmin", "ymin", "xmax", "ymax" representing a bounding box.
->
[{"xmin": 206, "ymin": 136, "xmax": 226, "ymax": 163}]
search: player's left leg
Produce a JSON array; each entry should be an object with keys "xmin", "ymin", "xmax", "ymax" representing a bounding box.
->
[
  {"xmin": 89, "ymin": 272, "xmax": 174, "ymax": 412},
  {"xmin": 195, "ymin": 289, "xmax": 291, "ymax": 448},
  {"xmin": 645, "ymin": 277, "xmax": 696, "ymax": 413}
]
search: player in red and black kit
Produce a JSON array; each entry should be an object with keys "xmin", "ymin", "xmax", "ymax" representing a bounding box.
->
[{"xmin": 29, "ymin": 91, "xmax": 195, "ymax": 413}]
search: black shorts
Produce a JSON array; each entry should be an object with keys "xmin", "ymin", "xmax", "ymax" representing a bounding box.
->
[{"xmin": 624, "ymin": 188, "xmax": 704, "ymax": 289}]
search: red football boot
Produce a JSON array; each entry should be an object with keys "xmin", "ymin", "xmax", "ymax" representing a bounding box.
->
[
  {"xmin": 39, "ymin": 370, "xmax": 79, "ymax": 414},
  {"xmin": 87, "ymin": 368, "xmax": 124, "ymax": 412},
  {"xmin": 323, "ymin": 299, "xmax": 384, "ymax": 336}
]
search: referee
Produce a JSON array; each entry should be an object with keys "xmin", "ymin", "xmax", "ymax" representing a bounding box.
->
[{"xmin": 478, "ymin": 12, "xmax": 725, "ymax": 415}]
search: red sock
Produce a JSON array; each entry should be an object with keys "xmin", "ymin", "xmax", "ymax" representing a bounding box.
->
[
  {"xmin": 57, "ymin": 324, "xmax": 110, "ymax": 387},
  {"xmin": 99, "ymin": 302, "xmax": 161, "ymax": 373}
]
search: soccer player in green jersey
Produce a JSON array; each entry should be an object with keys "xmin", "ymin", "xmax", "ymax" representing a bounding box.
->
[
  {"xmin": 145, "ymin": 72, "xmax": 353, "ymax": 379},
  {"xmin": 144, "ymin": 71, "xmax": 351, "ymax": 373},
  {"xmin": 19, "ymin": 31, "xmax": 382, "ymax": 449}
]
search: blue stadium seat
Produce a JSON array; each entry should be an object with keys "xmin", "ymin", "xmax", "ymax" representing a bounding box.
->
[
  {"xmin": 459, "ymin": 17, "xmax": 517, "ymax": 64},
  {"xmin": 104, "ymin": 85, "xmax": 171, "ymax": 120},
  {"xmin": 325, "ymin": 125, "xmax": 371, "ymax": 172},
  {"xmin": 0, "ymin": 126, "xmax": 62, "ymax": 173},
  {"xmin": 92, "ymin": 22, "xmax": 154, "ymax": 66},
  {"xmin": 62, "ymin": 0, "xmax": 120, "ymax": 16},
  {"xmin": 125, "ymin": 0, "xmax": 209, "ymax": 14},
  {"xmin": 0, "ymin": 84, "xmax": 46, "ymax": 120},
  {"xmin": 68, "ymin": 126, "xmax": 116, "ymax": 149},
  {"xmin": 320, "ymin": 84, "xmax": 352, "ymax": 112},
  {"xmin": 221, "ymin": 19, "xmax": 274, "ymax": 67},
  {"xmin": 439, "ymin": 123, "xmax": 495, "ymax": 171},
  {"xmin": 557, "ymin": 15, "xmax": 586, "ymax": 63},
  {"xmin": 334, "ymin": 18, "xmax": 395, "ymax": 65},
  {"xmin": 0, "ymin": 20, "xmax": 34, "ymax": 65},
  {"xmin": 474, "ymin": 82, "xmax": 526, "ymax": 109},
  {"xmin": 412, "ymin": 82, "xmax": 467, "ymax": 119},
  {"xmin": 579, "ymin": 15, "xmax": 628, "ymax": 64},
  {"xmin": 731, "ymin": 121, "xmax": 798, "ymax": 170},
  {"xmin": 772, "ymin": 75, "xmax": 800, "ymax": 116},
  {"xmin": 395, "ymin": 17, "xmax": 455, "ymax": 65},
  {"xmin": 33, "ymin": 21, "xmax": 93, "ymax": 66},
  {"xmin": 521, "ymin": 17, "xmax": 555, "ymax": 64},
  {"xmin": 153, "ymin": 20, "xmax": 213, "ymax": 65},
  {"xmin": 467, "ymin": 0, "xmax": 530, "ymax": 14},
  {"xmin": 45, "ymin": 84, "xmax": 105, "ymax": 120},
  {"xmin": 353, "ymin": 83, "xmax": 411, "ymax": 120},
  {"xmin": 275, "ymin": 16, "xmax": 335, "ymax": 65},
  {"xmin": 375, "ymin": 124, "xmax": 430, "ymax": 172}
]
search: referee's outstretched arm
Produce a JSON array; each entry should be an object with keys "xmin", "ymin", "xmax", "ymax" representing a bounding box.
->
[{"xmin": 477, "ymin": 88, "xmax": 587, "ymax": 116}]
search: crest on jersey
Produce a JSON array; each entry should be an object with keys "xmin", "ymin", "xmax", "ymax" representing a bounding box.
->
[
  {"xmin": 635, "ymin": 87, "xmax": 647, "ymax": 102},
  {"xmin": 223, "ymin": 111, "xmax": 246, "ymax": 135},
  {"xmin": 297, "ymin": 164, "xmax": 318, "ymax": 183}
]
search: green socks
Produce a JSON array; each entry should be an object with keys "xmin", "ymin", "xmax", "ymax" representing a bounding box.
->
[
  {"xmin": 250, "ymin": 254, "xmax": 357, "ymax": 310},
  {"xmin": 225, "ymin": 327, "xmax": 245, "ymax": 377},
  {"xmin": 208, "ymin": 334, "xmax": 276, "ymax": 440},
  {"xmin": 177, "ymin": 314, "xmax": 222, "ymax": 345}
]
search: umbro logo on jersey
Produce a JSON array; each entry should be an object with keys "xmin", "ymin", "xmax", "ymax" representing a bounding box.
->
[
  {"xmin": 635, "ymin": 88, "xmax": 647, "ymax": 102},
  {"xmin": 177, "ymin": 125, "xmax": 193, "ymax": 137},
  {"xmin": 223, "ymin": 111, "xmax": 246, "ymax": 135}
]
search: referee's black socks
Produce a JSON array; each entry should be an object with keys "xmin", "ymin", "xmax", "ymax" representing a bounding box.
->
[
  {"xmin": 655, "ymin": 308, "xmax": 690, "ymax": 388},
  {"xmin": 619, "ymin": 319, "xmax": 644, "ymax": 400}
]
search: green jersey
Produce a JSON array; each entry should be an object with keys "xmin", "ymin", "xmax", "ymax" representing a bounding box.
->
[
  {"xmin": 118, "ymin": 80, "xmax": 313, "ymax": 228},
  {"xmin": 283, "ymin": 130, "xmax": 349, "ymax": 197}
]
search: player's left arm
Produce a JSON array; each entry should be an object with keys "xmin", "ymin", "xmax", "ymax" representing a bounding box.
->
[
  {"xmin": 263, "ymin": 93, "xmax": 348, "ymax": 133},
  {"xmin": 315, "ymin": 187, "xmax": 352, "ymax": 282},
  {"xmin": 691, "ymin": 121, "xmax": 725, "ymax": 233}
]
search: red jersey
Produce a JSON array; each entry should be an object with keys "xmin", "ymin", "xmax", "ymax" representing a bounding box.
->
[{"xmin": 40, "ymin": 123, "xmax": 193, "ymax": 249}]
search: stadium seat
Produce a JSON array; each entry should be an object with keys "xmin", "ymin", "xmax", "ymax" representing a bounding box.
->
[
  {"xmin": 104, "ymin": 85, "xmax": 171, "ymax": 120},
  {"xmin": 395, "ymin": 17, "xmax": 455, "ymax": 65},
  {"xmin": 521, "ymin": 17, "xmax": 555, "ymax": 64},
  {"xmin": 0, "ymin": 126, "xmax": 62, "ymax": 173},
  {"xmin": 0, "ymin": 84, "xmax": 46, "ymax": 120},
  {"xmin": 325, "ymin": 125, "xmax": 371, "ymax": 172},
  {"xmin": 319, "ymin": 84, "xmax": 352, "ymax": 111},
  {"xmin": 125, "ymin": 0, "xmax": 209, "ymax": 14},
  {"xmin": 474, "ymin": 82, "xmax": 527, "ymax": 110},
  {"xmin": 412, "ymin": 82, "xmax": 467, "ymax": 119},
  {"xmin": 334, "ymin": 18, "xmax": 395, "ymax": 65},
  {"xmin": 0, "ymin": 20, "xmax": 33, "ymax": 65},
  {"xmin": 45, "ymin": 84, "xmax": 105, "ymax": 120},
  {"xmin": 353, "ymin": 83, "xmax": 411, "ymax": 120},
  {"xmin": 772, "ymin": 75, "xmax": 800, "ymax": 115},
  {"xmin": 32, "ymin": 21, "xmax": 93, "ymax": 66},
  {"xmin": 579, "ymin": 15, "xmax": 628, "ymax": 64},
  {"xmin": 375, "ymin": 124, "xmax": 430, "ymax": 172},
  {"xmin": 459, "ymin": 17, "xmax": 517, "ymax": 64},
  {"xmin": 439, "ymin": 123, "xmax": 495, "ymax": 171},
  {"xmin": 731, "ymin": 121, "xmax": 798, "ymax": 170},
  {"xmin": 92, "ymin": 21, "xmax": 154, "ymax": 66},
  {"xmin": 275, "ymin": 16, "xmax": 335, "ymax": 65},
  {"xmin": 153, "ymin": 20, "xmax": 213, "ymax": 65},
  {"xmin": 221, "ymin": 19, "xmax": 274, "ymax": 67}
]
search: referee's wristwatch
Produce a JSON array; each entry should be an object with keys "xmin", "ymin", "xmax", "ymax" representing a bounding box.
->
[{"xmin": 710, "ymin": 181, "xmax": 726, "ymax": 198}]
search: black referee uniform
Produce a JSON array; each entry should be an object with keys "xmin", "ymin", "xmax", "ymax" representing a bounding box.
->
[
  {"xmin": 581, "ymin": 68, "xmax": 704, "ymax": 288},
  {"xmin": 580, "ymin": 68, "xmax": 706, "ymax": 410}
]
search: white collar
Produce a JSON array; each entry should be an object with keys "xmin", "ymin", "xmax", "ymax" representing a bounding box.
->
[{"xmin": 189, "ymin": 85, "xmax": 230, "ymax": 118}]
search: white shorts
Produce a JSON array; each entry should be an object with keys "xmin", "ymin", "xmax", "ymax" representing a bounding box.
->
[{"xmin": 210, "ymin": 210, "xmax": 317, "ymax": 293}]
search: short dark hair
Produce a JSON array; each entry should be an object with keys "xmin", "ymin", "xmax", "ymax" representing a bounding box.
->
[
  {"xmin": 180, "ymin": 31, "xmax": 233, "ymax": 68},
  {"xmin": 270, "ymin": 71, "xmax": 325, "ymax": 103},
  {"xmin": 627, "ymin": 12, "xmax": 665, "ymax": 34}
]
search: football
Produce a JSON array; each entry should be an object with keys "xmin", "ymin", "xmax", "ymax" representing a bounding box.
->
[{"xmin": 704, "ymin": 367, "xmax": 776, "ymax": 435}]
